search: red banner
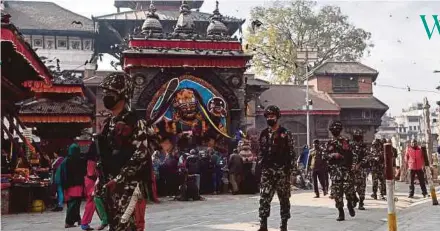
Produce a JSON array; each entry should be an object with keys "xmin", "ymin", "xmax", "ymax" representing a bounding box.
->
[
  {"xmin": 124, "ymin": 57, "xmax": 248, "ymax": 69},
  {"xmin": 1, "ymin": 28, "xmax": 51, "ymax": 84},
  {"xmin": 129, "ymin": 40, "xmax": 242, "ymax": 51}
]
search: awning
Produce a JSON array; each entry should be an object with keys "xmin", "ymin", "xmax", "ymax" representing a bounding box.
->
[
  {"xmin": 23, "ymin": 80, "xmax": 84, "ymax": 95},
  {"xmin": 20, "ymin": 115, "xmax": 92, "ymax": 123},
  {"xmin": 331, "ymin": 96, "xmax": 389, "ymax": 110},
  {"xmin": 1, "ymin": 27, "xmax": 52, "ymax": 84}
]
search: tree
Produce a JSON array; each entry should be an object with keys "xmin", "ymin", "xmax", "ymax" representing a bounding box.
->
[{"xmin": 246, "ymin": 0, "xmax": 374, "ymax": 83}]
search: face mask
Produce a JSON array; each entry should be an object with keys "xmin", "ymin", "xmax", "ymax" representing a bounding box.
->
[
  {"xmin": 266, "ymin": 119, "xmax": 276, "ymax": 127},
  {"xmin": 103, "ymin": 95, "xmax": 120, "ymax": 110}
]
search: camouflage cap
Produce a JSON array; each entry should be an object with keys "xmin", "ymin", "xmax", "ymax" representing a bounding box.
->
[
  {"xmin": 99, "ymin": 73, "xmax": 134, "ymax": 100},
  {"xmin": 329, "ymin": 120, "xmax": 343, "ymax": 132},
  {"xmin": 264, "ymin": 105, "xmax": 281, "ymax": 118},
  {"xmin": 353, "ymin": 129, "xmax": 363, "ymax": 137}
]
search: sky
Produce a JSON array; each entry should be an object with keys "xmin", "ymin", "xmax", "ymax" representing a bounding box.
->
[{"xmin": 17, "ymin": 0, "xmax": 440, "ymax": 115}]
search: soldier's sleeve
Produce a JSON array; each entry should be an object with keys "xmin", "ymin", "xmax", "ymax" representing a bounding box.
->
[
  {"xmin": 287, "ymin": 131, "xmax": 297, "ymax": 171},
  {"xmin": 257, "ymin": 131, "xmax": 265, "ymax": 165},
  {"xmin": 350, "ymin": 141, "xmax": 359, "ymax": 164},
  {"xmin": 359, "ymin": 145, "xmax": 369, "ymax": 166},
  {"xmin": 114, "ymin": 119, "xmax": 153, "ymax": 184},
  {"xmin": 323, "ymin": 141, "xmax": 332, "ymax": 161}
]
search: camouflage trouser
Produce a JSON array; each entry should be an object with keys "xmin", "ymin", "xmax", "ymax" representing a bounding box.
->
[
  {"xmin": 258, "ymin": 168, "xmax": 291, "ymax": 220},
  {"xmin": 371, "ymin": 166, "xmax": 386, "ymax": 196},
  {"xmin": 353, "ymin": 168, "xmax": 367, "ymax": 200},
  {"xmin": 95, "ymin": 175, "xmax": 138, "ymax": 231},
  {"xmin": 330, "ymin": 168, "xmax": 356, "ymax": 209}
]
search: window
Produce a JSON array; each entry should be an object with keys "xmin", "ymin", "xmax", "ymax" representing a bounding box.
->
[
  {"xmin": 332, "ymin": 76, "xmax": 359, "ymax": 93},
  {"xmin": 363, "ymin": 110, "xmax": 371, "ymax": 119},
  {"xmin": 350, "ymin": 110, "xmax": 362, "ymax": 119},
  {"xmin": 70, "ymin": 40, "xmax": 81, "ymax": 50},
  {"xmin": 83, "ymin": 39, "xmax": 92, "ymax": 50},
  {"xmin": 33, "ymin": 38, "xmax": 43, "ymax": 48},
  {"xmin": 57, "ymin": 39, "xmax": 67, "ymax": 49},
  {"xmin": 45, "ymin": 39, "xmax": 54, "ymax": 49}
]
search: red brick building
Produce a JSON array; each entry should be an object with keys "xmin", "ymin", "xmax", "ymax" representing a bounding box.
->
[{"xmin": 308, "ymin": 61, "xmax": 389, "ymax": 143}]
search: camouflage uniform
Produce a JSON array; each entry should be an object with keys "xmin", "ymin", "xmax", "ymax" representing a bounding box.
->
[
  {"xmin": 258, "ymin": 105, "xmax": 296, "ymax": 231},
  {"xmin": 369, "ymin": 139, "xmax": 386, "ymax": 199},
  {"xmin": 350, "ymin": 129, "xmax": 369, "ymax": 210},
  {"xmin": 324, "ymin": 121, "xmax": 356, "ymax": 221},
  {"xmin": 96, "ymin": 73, "xmax": 157, "ymax": 231}
]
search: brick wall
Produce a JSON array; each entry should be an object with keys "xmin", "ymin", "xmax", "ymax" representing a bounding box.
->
[{"xmin": 310, "ymin": 75, "xmax": 373, "ymax": 95}]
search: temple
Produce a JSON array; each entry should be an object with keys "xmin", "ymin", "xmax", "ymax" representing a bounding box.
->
[
  {"xmin": 103, "ymin": 1, "xmax": 253, "ymax": 152},
  {"xmin": 19, "ymin": 73, "xmax": 94, "ymax": 154},
  {"xmin": 93, "ymin": 0, "xmax": 245, "ymax": 54},
  {"xmin": 1, "ymin": 13, "xmax": 51, "ymax": 164}
]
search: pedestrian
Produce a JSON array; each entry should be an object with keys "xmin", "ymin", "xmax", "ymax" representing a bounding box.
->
[
  {"xmin": 405, "ymin": 139, "xmax": 428, "ymax": 198},
  {"xmin": 324, "ymin": 121, "xmax": 356, "ymax": 221},
  {"xmin": 369, "ymin": 139, "xmax": 386, "ymax": 200},
  {"xmin": 228, "ymin": 149, "xmax": 243, "ymax": 194},
  {"xmin": 51, "ymin": 149, "xmax": 65, "ymax": 212},
  {"xmin": 94, "ymin": 73, "xmax": 157, "ymax": 231},
  {"xmin": 81, "ymin": 141, "xmax": 108, "ymax": 230},
  {"xmin": 59, "ymin": 143, "xmax": 86, "ymax": 228},
  {"xmin": 350, "ymin": 129, "xmax": 368, "ymax": 210},
  {"xmin": 307, "ymin": 139, "xmax": 328, "ymax": 198},
  {"xmin": 257, "ymin": 105, "xmax": 296, "ymax": 231},
  {"xmin": 297, "ymin": 145, "xmax": 309, "ymax": 170}
]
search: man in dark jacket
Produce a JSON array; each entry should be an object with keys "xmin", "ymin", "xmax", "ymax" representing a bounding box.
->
[
  {"xmin": 228, "ymin": 149, "xmax": 243, "ymax": 194},
  {"xmin": 308, "ymin": 139, "xmax": 328, "ymax": 198}
]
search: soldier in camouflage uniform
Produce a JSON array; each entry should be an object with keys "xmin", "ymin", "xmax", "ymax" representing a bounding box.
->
[
  {"xmin": 257, "ymin": 105, "xmax": 296, "ymax": 231},
  {"xmin": 369, "ymin": 139, "xmax": 386, "ymax": 200},
  {"xmin": 324, "ymin": 121, "xmax": 356, "ymax": 221},
  {"xmin": 95, "ymin": 73, "xmax": 159, "ymax": 231},
  {"xmin": 350, "ymin": 129, "xmax": 368, "ymax": 210}
]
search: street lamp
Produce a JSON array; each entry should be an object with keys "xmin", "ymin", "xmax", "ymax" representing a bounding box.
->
[{"xmin": 296, "ymin": 47, "xmax": 318, "ymax": 147}]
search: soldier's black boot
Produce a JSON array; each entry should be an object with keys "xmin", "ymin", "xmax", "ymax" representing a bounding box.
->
[
  {"xmin": 358, "ymin": 198, "xmax": 365, "ymax": 210},
  {"xmin": 371, "ymin": 193, "xmax": 377, "ymax": 200},
  {"xmin": 258, "ymin": 217, "xmax": 268, "ymax": 231},
  {"xmin": 280, "ymin": 219, "xmax": 288, "ymax": 231},
  {"xmin": 347, "ymin": 202, "xmax": 356, "ymax": 217},
  {"xmin": 336, "ymin": 208, "xmax": 345, "ymax": 221}
]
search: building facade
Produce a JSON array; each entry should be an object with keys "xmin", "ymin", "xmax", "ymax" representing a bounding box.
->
[
  {"xmin": 308, "ymin": 61, "xmax": 389, "ymax": 144},
  {"xmin": 3, "ymin": 1, "xmax": 95, "ymax": 75}
]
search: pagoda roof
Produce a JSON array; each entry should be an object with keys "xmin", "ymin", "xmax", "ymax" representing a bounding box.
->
[
  {"xmin": 19, "ymin": 96, "xmax": 93, "ymax": 115},
  {"xmin": 114, "ymin": 0, "xmax": 205, "ymax": 10},
  {"xmin": 95, "ymin": 9, "xmax": 243, "ymax": 24},
  {"xmin": 123, "ymin": 48, "xmax": 249, "ymax": 57},
  {"xmin": 3, "ymin": 1, "xmax": 94, "ymax": 34},
  {"xmin": 311, "ymin": 61, "xmax": 379, "ymax": 81},
  {"xmin": 1, "ymin": 16, "xmax": 52, "ymax": 84},
  {"xmin": 256, "ymin": 85, "xmax": 340, "ymax": 115},
  {"xmin": 330, "ymin": 96, "xmax": 389, "ymax": 111}
]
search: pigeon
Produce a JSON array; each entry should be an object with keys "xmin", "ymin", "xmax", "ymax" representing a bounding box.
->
[
  {"xmin": 71, "ymin": 21, "xmax": 83, "ymax": 26},
  {"xmin": 251, "ymin": 19, "xmax": 263, "ymax": 32}
]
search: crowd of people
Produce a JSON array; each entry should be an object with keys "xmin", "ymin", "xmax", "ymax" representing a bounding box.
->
[{"xmin": 27, "ymin": 72, "xmax": 435, "ymax": 231}]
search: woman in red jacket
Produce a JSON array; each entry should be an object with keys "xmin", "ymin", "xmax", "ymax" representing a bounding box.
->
[{"xmin": 405, "ymin": 139, "xmax": 428, "ymax": 198}]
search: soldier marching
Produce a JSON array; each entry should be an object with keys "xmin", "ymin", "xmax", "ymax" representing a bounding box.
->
[
  {"xmin": 257, "ymin": 105, "xmax": 296, "ymax": 231},
  {"xmin": 324, "ymin": 121, "xmax": 357, "ymax": 221}
]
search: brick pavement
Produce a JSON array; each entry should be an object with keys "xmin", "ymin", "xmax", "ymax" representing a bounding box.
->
[{"xmin": 1, "ymin": 181, "xmax": 437, "ymax": 231}]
